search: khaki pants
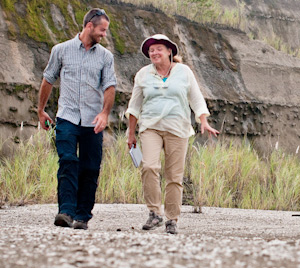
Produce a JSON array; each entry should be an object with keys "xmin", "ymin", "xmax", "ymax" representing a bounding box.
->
[{"xmin": 140, "ymin": 129, "xmax": 189, "ymax": 221}]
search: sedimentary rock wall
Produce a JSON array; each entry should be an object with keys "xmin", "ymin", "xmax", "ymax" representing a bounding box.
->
[
  {"xmin": 0, "ymin": 0, "xmax": 299, "ymax": 156},
  {"xmin": 220, "ymin": 0, "xmax": 300, "ymax": 51}
]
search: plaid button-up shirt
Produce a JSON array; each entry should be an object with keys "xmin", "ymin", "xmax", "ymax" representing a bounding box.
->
[{"xmin": 43, "ymin": 34, "xmax": 117, "ymax": 127}]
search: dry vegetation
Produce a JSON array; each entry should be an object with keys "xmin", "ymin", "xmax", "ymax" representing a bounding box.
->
[{"xmin": 1, "ymin": 129, "xmax": 300, "ymax": 211}]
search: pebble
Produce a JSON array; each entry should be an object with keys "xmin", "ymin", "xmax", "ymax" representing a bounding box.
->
[{"xmin": 0, "ymin": 204, "xmax": 300, "ymax": 267}]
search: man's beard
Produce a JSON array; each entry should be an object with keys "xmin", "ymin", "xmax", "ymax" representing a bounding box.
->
[
  {"xmin": 90, "ymin": 30, "xmax": 102, "ymax": 45},
  {"xmin": 91, "ymin": 35, "xmax": 101, "ymax": 45}
]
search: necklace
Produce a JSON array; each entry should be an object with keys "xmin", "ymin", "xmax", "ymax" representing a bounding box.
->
[{"xmin": 154, "ymin": 63, "xmax": 172, "ymax": 78}]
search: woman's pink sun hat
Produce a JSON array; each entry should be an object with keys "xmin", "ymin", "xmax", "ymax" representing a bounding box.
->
[{"xmin": 140, "ymin": 34, "xmax": 179, "ymax": 58}]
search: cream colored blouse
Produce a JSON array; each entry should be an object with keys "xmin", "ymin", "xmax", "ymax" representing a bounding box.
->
[{"xmin": 125, "ymin": 63, "xmax": 210, "ymax": 138}]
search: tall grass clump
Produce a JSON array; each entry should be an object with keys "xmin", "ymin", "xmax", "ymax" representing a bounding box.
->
[
  {"xmin": 0, "ymin": 129, "xmax": 58, "ymax": 205},
  {"xmin": 96, "ymin": 133, "xmax": 144, "ymax": 203},
  {"xmin": 1, "ymin": 132, "xmax": 300, "ymax": 211},
  {"xmin": 119, "ymin": 0, "xmax": 245, "ymax": 28},
  {"xmin": 185, "ymin": 138, "xmax": 300, "ymax": 210},
  {"xmin": 267, "ymin": 150, "xmax": 300, "ymax": 210},
  {"xmin": 262, "ymin": 34, "xmax": 300, "ymax": 58}
]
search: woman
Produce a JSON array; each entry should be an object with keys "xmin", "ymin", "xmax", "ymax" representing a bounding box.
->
[{"xmin": 126, "ymin": 34, "xmax": 219, "ymax": 234}]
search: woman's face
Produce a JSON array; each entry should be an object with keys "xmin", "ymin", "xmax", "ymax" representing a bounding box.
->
[{"xmin": 148, "ymin": 44, "xmax": 171, "ymax": 65}]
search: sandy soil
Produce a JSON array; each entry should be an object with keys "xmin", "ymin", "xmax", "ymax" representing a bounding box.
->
[{"xmin": 1, "ymin": 204, "xmax": 300, "ymax": 268}]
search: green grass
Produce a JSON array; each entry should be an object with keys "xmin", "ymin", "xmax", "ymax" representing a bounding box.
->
[
  {"xmin": 119, "ymin": 0, "xmax": 299, "ymax": 57},
  {"xmin": 186, "ymin": 139, "xmax": 300, "ymax": 210},
  {"xmin": 0, "ymin": 0, "xmax": 85, "ymax": 46},
  {"xmin": 119, "ymin": 0, "xmax": 242, "ymax": 27},
  {"xmin": 262, "ymin": 35, "xmax": 300, "ymax": 58},
  {"xmin": 2, "ymin": 0, "xmax": 16, "ymax": 12},
  {"xmin": 1, "ymin": 131, "xmax": 300, "ymax": 211},
  {"xmin": 106, "ymin": 12, "xmax": 126, "ymax": 55},
  {"xmin": 0, "ymin": 129, "xmax": 58, "ymax": 205},
  {"xmin": 97, "ymin": 133, "xmax": 143, "ymax": 203}
]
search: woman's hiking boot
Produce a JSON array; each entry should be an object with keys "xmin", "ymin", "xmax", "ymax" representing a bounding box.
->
[
  {"xmin": 165, "ymin": 219, "xmax": 177, "ymax": 234},
  {"xmin": 142, "ymin": 211, "xmax": 163, "ymax": 230}
]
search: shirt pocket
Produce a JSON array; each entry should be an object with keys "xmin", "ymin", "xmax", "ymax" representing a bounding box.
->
[
  {"xmin": 87, "ymin": 67, "xmax": 101, "ymax": 90},
  {"xmin": 63, "ymin": 64, "xmax": 78, "ymax": 82},
  {"xmin": 87, "ymin": 62, "xmax": 104, "ymax": 90}
]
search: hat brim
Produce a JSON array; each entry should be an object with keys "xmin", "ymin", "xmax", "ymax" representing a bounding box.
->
[{"xmin": 141, "ymin": 38, "xmax": 178, "ymax": 58}]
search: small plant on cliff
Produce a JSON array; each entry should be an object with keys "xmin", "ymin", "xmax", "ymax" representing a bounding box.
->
[
  {"xmin": 262, "ymin": 34, "xmax": 300, "ymax": 58},
  {"xmin": 0, "ymin": 0, "xmax": 86, "ymax": 47},
  {"xmin": 119, "ymin": 0, "xmax": 245, "ymax": 27},
  {"xmin": 106, "ymin": 11, "xmax": 126, "ymax": 55}
]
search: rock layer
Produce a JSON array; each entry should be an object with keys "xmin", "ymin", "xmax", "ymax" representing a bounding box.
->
[{"xmin": 0, "ymin": 0, "xmax": 299, "ymax": 156}]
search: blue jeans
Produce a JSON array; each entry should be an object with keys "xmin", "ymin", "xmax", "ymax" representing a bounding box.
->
[{"xmin": 55, "ymin": 117, "xmax": 103, "ymax": 222}]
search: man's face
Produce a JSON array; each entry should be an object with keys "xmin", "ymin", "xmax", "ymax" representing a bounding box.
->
[{"xmin": 89, "ymin": 19, "xmax": 109, "ymax": 44}]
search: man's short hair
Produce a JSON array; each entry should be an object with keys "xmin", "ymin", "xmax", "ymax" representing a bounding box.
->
[{"xmin": 83, "ymin": 8, "xmax": 109, "ymax": 27}]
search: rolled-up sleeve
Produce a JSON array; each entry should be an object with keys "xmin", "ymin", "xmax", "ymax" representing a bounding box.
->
[
  {"xmin": 101, "ymin": 53, "xmax": 117, "ymax": 92},
  {"xmin": 125, "ymin": 73, "xmax": 143, "ymax": 120},
  {"xmin": 187, "ymin": 68, "xmax": 210, "ymax": 123},
  {"xmin": 43, "ymin": 45, "xmax": 62, "ymax": 85}
]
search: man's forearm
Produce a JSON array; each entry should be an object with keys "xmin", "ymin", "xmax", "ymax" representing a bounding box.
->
[
  {"xmin": 38, "ymin": 78, "xmax": 53, "ymax": 114},
  {"xmin": 102, "ymin": 86, "xmax": 115, "ymax": 116}
]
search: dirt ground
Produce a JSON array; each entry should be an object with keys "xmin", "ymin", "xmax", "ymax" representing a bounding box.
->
[{"xmin": 1, "ymin": 204, "xmax": 300, "ymax": 268}]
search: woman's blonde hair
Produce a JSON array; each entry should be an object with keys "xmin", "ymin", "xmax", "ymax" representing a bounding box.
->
[
  {"xmin": 173, "ymin": 55, "xmax": 182, "ymax": 63},
  {"xmin": 168, "ymin": 47, "xmax": 182, "ymax": 63}
]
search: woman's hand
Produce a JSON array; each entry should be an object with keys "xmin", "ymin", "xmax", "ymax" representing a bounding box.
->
[
  {"xmin": 127, "ymin": 133, "xmax": 137, "ymax": 149},
  {"xmin": 128, "ymin": 114, "xmax": 138, "ymax": 149},
  {"xmin": 200, "ymin": 114, "xmax": 220, "ymax": 138}
]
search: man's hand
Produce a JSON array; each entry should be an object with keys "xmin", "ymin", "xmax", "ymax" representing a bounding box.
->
[
  {"xmin": 38, "ymin": 78, "xmax": 53, "ymax": 131},
  {"xmin": 92, "ymin": 86, "xmax": 115, "ymax": 134},
  {"xmin": 92, "ymin": 112, "xmax": 108, "ymax": 134},
  {"xmin": 38, "ymin": 110, "xmax": 53, "ymax": 130}
]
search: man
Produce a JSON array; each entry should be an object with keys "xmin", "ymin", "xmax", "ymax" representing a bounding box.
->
[{"xmin": 38, "ymin": 8, "xmax": 117, "ymax": 230}]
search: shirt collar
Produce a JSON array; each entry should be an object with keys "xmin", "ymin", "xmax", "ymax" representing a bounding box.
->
[
  {"xmin": 75, "ymin": 33, "xmax": 98, "ymax": 51},
  {"xmin": 149, "ymin": 64, "xmax": 156, "ymax": 75},
  {"xmin": 74, "ymin": 33, "xmax": 82, "ymax": 49}
]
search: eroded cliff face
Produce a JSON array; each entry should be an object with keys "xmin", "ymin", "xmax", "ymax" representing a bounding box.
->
[
  {"xmin": 0, "ymin": 0, "xmax": 299, "ymax": 156},
  {"xmin": 220, "ymin": 0, "xmax": 300, "ymax": 52}
]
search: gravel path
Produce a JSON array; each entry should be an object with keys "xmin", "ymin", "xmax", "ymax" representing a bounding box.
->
[{"xmin": 1, "ymin": 204, "xmax": 300, "ymax": 268}]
